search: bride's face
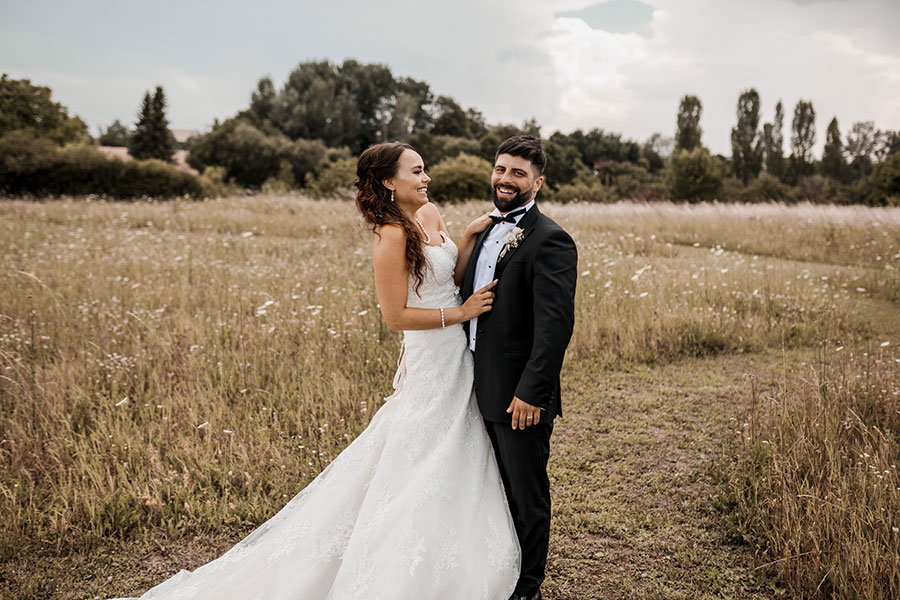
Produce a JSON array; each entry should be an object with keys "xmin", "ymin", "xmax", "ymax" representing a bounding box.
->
[{"xmin": 385, "ymin": 149, "xmax": 430, "ymax": 210}]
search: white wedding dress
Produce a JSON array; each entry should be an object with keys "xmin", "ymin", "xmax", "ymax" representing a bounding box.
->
[{"xmin": 114, "ymin": 232, "xmax": 520, "ymax": 600}]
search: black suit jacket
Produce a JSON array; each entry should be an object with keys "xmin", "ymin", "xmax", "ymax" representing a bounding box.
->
[{"xmin": 461, "ymin": 205, "xmax": 577, "ymax": 423}]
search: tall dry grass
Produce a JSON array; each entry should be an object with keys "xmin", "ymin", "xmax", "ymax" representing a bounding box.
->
[
  {"xmin": 0, "ymin": 196, "xmax": 897, "ymax": 591},
  {"xmin": 725, "ymin": 344, "xmax": 900, "ymax": 598}
]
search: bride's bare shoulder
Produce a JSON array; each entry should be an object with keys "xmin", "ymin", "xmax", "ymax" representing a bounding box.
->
[
  {"xmin": 416, "ymin": 201, "xmax": 444, "ymax": 228},
  {"xmin": 417, "ymin": 201, "xmax": 441, "ymax": 218},
  {"xmin": 372, "ymin": 223, "xmax": 405, "ymax": 252}
]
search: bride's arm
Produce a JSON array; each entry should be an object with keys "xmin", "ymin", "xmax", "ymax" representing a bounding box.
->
[{"xmin": 373, "ymin": 224, "xmax": 495, "ymax": 331}]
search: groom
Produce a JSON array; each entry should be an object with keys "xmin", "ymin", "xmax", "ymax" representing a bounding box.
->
[{"xmin": 462, "ymin": 136, "xmax": 578, "ymax": 600}]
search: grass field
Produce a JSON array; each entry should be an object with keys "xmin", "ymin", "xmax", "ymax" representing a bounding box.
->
[{"xmin": 1, "ymin": 196, "xmax": 898, "ymax": 599}]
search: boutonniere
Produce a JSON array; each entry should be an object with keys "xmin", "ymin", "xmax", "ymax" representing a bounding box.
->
[{"xmin": 498, "ymin": 227, "xmax": 524, "ymax": 261}]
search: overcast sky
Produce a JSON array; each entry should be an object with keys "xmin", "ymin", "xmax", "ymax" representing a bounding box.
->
[{"xmin": 2, "ymin": 0, "xmax": 898, "ymax": 155}]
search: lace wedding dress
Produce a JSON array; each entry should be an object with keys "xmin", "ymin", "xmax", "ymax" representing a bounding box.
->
[{"xmin": 113, "ymin": 232, "xmax": 520, "ymax": 600}]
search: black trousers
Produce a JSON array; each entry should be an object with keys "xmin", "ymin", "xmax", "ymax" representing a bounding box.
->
[{"xmin": 484, "ymin": 419, "xmax": 553, "ymax": 596}]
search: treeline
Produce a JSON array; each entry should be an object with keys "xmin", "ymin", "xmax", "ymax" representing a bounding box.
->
[
  {"xmin": 171, "ymin": 60, "xmax": 900, "ymax": 205},
  {"xmin": 667, "ymin": 91, "xmax": 900, "ymax": 205},
  {"xmin": 0, "ymin": 75, "xmax": 204, "ymax": 198},
  {"xmin": 2, "ymin": 63, "xmax": 899, "ymax": 204},
  {"xmin": 181, "ymin": 59, "xmax": 669, "ymax": 202}
]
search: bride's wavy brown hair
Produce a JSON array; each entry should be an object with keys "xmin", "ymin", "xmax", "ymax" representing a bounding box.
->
[{"xmin": 355, "ymin": 142, "xmax": 427, "ymax": 294}]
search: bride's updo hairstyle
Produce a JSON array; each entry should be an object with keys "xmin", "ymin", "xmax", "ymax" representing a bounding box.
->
[{"xmin": 355, "ymin": 142, "xmax": 428, "ymax": 295}]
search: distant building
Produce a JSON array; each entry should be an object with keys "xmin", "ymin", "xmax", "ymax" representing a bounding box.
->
[
  {"xmin": 97, "ymin": 144, "xmax": 198, "ymax": 176},
  {"xmin": 171, "ymin": 129, "xmax": 199, "ymax": 150}
]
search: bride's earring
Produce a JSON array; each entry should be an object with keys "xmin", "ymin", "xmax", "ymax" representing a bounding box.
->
[{"xmin": 390, "ymin": 190, "xmax": 395, "ymax": 203}]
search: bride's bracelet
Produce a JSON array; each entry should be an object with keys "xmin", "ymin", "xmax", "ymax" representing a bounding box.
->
[{"xmin": 440, "ymin": 307, "xmax": 445, "ymax": 329}]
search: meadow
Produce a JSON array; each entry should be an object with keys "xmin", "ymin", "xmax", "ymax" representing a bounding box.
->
[{"xmin": 1, "ymin": 196, "xmax": 898, "ymax": 599}]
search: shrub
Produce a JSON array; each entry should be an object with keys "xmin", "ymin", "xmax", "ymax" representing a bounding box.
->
[
  {"xmin": 306, "ymin": 156, "xmax": 356, "ymax": 198},
  {"xmin": 870, "ymin": 152, "xmax": 900, "ymax": 205},
  {"xmin": 664, "ymin": 147, "xmax": 726, "ymax": 202},
  {"xmin": 831, "ymin": 180, "xmax": 871, "ymax": 206},
  {"xmin": 792, "ymin": 175, "xmax": 840, "ymax": 204},
  {"xmin": 0, "ymin": 130, "xmax": 204, "ymax": 199},
  {"xmin": 198, "ymin": 166, "xmax": 230, "ymax": 198},
  {"xmin": 187, "ymin": 118, "xmax": 325, "ymax": 189},
  {"xmin": 738, "ymin": 173, "xmax": 794, "ymax": 203},
  {"xmin": 427, "ymin": 153, "xmax": 492, "ymax": 203},
  {"xmin": 261, "ymin": 159, "xmax": 296, "ymax": 195},
  {"xmin": 285, "ymin": 138, "xmax": 327, "ymax": 186},
  {"xmin": 628, "ymin": 180, "xmax": 667, "ymax": 202},
  {"xmin": 0, "ymin": 129, "xmax": 57, "ymax": 174}
]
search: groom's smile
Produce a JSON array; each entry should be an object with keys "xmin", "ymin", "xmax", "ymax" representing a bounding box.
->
[{"xmin": 496, "ymin": 184, "xmax": 518, "ymax": 198}]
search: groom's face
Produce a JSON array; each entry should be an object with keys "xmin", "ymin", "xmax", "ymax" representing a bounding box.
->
[{"xmin": 491, "ymin": 154, "xmax": 544, "ymax": 213}]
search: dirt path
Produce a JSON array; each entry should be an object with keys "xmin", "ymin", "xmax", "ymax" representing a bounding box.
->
[
  {"xmin": 543, "ymin": 350, "xmax": 786, "ymax": 599},
  {"xmin": 544, "ymin": 295, "xmax": 900, "ymax": 600}
]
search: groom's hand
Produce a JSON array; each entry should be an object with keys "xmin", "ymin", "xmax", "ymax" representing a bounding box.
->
[{"xmin": 507, "ymin": 396, "xmax": 540, "ymax": 430}]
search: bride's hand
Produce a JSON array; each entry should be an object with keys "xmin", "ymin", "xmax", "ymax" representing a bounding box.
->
[
  {"xmin": 464, "ymin": 213, "xmax": 493, "ymax": 237},
  {"xmin": 460, "ymin": 280, "xmax": 498, "ymax": 321}
]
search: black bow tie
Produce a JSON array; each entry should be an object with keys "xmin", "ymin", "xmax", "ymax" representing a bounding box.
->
[{"xmin": 489, "ymin": 208, "xmax": 526, "ymax": 224}]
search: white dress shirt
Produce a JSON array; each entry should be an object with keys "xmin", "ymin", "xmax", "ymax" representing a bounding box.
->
[{"xmin": 468, "ymin": 199, "xmax": 535, "ymax": 351}]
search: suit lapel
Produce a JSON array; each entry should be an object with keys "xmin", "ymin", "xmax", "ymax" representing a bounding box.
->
[
  {"xmin": 495, "ymin": 205, "xmax": 540, "ymax": 280},
  {"xmin": 464, "ymin": 221, "xmax": 496, "ymax": 296}
]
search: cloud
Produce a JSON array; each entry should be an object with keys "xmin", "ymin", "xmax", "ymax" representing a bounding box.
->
[
  {"xmin": 541, "ymin": 18, "xmax": 646, "ymax": 125},
  {"xmin": 529, "ymin": 0, "xmax": 900, "ymax": 152},
  {"xmin": 554, "ymin": 0, "xmax": 655, "ymax": 36},
  {"xmin": 2, "ymin": 0, "xmax": 897, "ymax": 154}
]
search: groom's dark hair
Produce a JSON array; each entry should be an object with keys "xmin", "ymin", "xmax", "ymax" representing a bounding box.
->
[{"xmin": 495, "ymin": 135, "xmax": 547, "ymax": 176}]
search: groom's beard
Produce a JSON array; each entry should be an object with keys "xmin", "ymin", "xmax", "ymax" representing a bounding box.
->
[{"xmin": 492, "ymin": 183, "xmax": 534, "ymax": 213}]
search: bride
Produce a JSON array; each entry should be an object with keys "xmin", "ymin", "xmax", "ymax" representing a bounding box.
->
[{"xmin": 112, "ymin": 142, "xmax": 520, "ymax": 599}]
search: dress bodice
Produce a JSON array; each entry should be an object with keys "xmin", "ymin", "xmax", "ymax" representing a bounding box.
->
[{"xmin": 405, "ymin": 232, "xmax": 461, "ymax": 311}]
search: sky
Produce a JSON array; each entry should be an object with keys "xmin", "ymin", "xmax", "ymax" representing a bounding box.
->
[{"xmin": 2, "ymin": 0, "xmax": 898, "ymax": 156}]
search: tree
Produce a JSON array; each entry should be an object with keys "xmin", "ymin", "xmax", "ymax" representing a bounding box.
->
[
  {"xmin": 129, "ymin": 86, "xmax": 175, "ymax": 161},
  {"xmin": 641, "ymin": 133, "xmax": 672, "ymax": 173},
  {"xmin": 665, "ymin": 147, "xmax": 726, "ymax": 202},
  {"xmin": 249, "ymin": 76, "xmax": 276, "ymax": 124},
  {"xmin": 845, "ymin": 121, "xmax": 879, "ymax": 181},
  {"xmin": 0, "ymin": 74, "xmax": 88, "ymax": 144},
  {"xmin": 790, "ymin": 99, "xmax": 816, "ymax": 179},
  {"xmin": 730, "ymin": 88, "xmax": 762, "ymax": 184},
  {"xmin": 98, "ymin": 119, "xmax": 130, "ymax": 147},
  {"xmin": 338, "ymin": 59, "xmax": 396, "ymax": 148},
  {"xmin": 544, "ymin": 132, "xmax": 590, "ymax": 190},
  {"xmin": 565, "ymin": 128, "xmax": 641, "ymax": 169},
  {"xmin": 431, "ymin": 96, "xmax": 470, "ymax": 137},
  {"xmin": 270, "ymin": 60, "xmax": 358, "ymax": 148},
  {"xmin": 406, "ymin": 132, "xmax": 480, "ymax": 166},
  {"xmin": 384, "ymin": 91, "xmax": 421, "ymax": 141},
  {"xmin": 477, "ymin": 123, "xmax": 531, "ymax": 162},
  {"xmin": 762, "ymin": 101, "xmax": 786, "ymax": 181},
  {"xmin": 675, "ymin": 94, "xmax": 703, "ymax": 151},
  {"xmin": 821, "ymin": 117, "xmax": 847, "ymax": 182},
  {"xmin": 877, "ymin": 131, "xmax": 900, "ymax": 159},
  {"xmin": 267, "ymin": 59, "xmax": 426, "ymax": 152},
  {"xmin": 465, "ymin": 108, "xmax": 488, "ymax": 139},
  {"xmin": 396, "ymin": 77, "xmax": 434, "ymax": 134}
]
